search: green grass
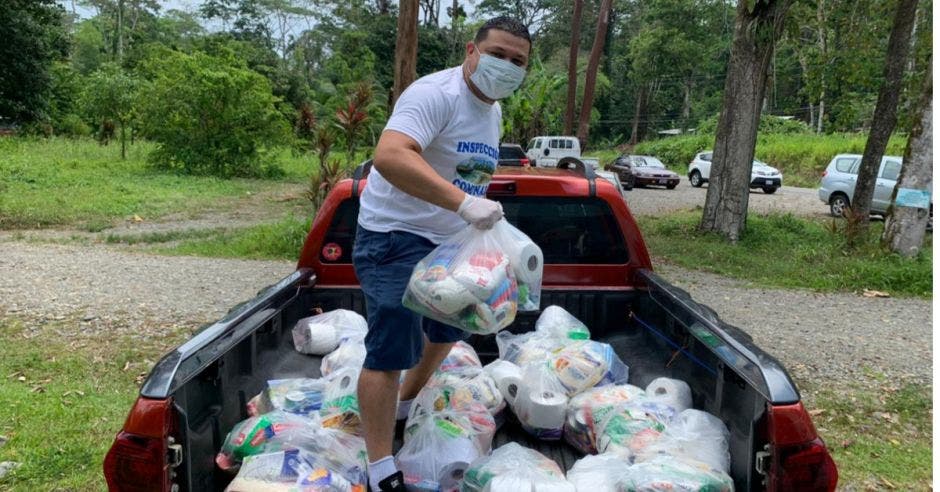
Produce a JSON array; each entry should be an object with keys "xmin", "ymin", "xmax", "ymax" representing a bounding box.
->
[
  {"xmin": 0, "ymin": 317, "xmax": 189, "ymax": 491},
  {"xmin": 155, "ymin": 215, "xmax": 312, "ymax": 260},
  {"xmin": 801, "ymin": 379, "xmax": 932, "ymax": 490},
  {"xmin": 640, "ymin": 211, "xmax": 932, "ymax": 297},
  {"xmin": 634, "ymin": 133, "xmax": 907, "ymax": 188}
]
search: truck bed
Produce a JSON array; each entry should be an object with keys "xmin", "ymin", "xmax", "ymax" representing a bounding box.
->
[{"xmin": 156, "ymin": 272, "xmax": 792, "ymax": 492}]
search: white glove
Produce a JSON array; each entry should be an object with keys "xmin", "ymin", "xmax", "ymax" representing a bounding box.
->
[{"xmin": 457, "ymin": 194, "xmax": 503, "ymax": 230}]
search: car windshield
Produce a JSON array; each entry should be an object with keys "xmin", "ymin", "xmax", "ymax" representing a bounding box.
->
[
  {"xmin": 499, "ymin": 146, "xmax": 526, "ymax": 159},
  {"xmin": 637, "ymin": 158, "xmax": 665, "ymax": 169},
  {"xmin": 752, "ymin": 160, "xmax": 768, "ymax": 167}
]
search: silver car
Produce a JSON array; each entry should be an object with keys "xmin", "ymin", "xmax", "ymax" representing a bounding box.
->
[{"xmin": 818, "ymin": 154, "xmax": 903, "ymax": 217}]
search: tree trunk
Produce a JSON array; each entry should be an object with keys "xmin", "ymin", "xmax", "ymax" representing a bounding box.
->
[
  {"xmin": 392, "ymin": 0, "xmax": 420, "ymax": 106},
  {"xmin": 882, "ymin": 56, "xmax": 931, "ymax": 257},
  {"xmin": 700, "ymin": 0, "xmax": 793, "ymax": 242},
  {"xmin": 681, "ymin": 78, "xmax": 692, "ymax": 131},
  {"xmin": 576, "ymin": 0, "xmax": 613, "ymax": 149},
  {"xmin": 117, "ymin": 0, "xmax": 125, "ymax": 63},
  {"xmin": 848, "ymin": 0, "xmax": 918, "ymax": 236},
  {"xmin": 120, "ymin": 123, "xmax": 126, "ymax": 160},
  {"xmin": 816, "ymin": 89, "xmax": 825, "ymax": 132},
  {"xmin": 815, "ymin": 0, "xmax": 827, "ymax": 133},
  {"xmin": 564, "ymin": 0, "xmax": 584, "ymax": 135},
  {"xmin": 628, "ymin": 86, "xmax": 645, "ymax": 145}
]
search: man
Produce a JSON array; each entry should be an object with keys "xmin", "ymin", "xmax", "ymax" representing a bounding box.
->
[{"xmin": 352, "ymin": 16, "xmax": 531, "ymax": 492}]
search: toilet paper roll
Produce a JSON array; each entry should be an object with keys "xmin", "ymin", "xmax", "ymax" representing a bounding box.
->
[
  {"xmin": 523, "ymin": 390, "xmax": 568, "ymax": 431},
  {"xmin": 507, "ymin": 242, "xmax": 544, "ymax": 285},
  {"xmin": 484, "ymin": 360, "xmax": 524, "ymax": 405},
  {"xmin": 438, "ymin": 461, "xmax": 472, "ymax": 491},
  {"xmin": 411, "ymin": 276, "xmax": 479, "ymax": 316},
  {"xmin": 296, "ymin": 322, "xmax": 338, "ymax": 355},
  {"xmin": 645, "ymin": 377, "xmax": 693, "ymax": 412}
]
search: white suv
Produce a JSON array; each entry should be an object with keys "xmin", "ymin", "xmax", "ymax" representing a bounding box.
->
[{"xmin": 688, "ymin": 151, "xmax": 783, "ymax": 194}]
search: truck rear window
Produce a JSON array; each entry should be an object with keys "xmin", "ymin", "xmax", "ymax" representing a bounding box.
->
[{"xmin": 322, "ymin": 196, "xmax": 629, "ymax": 265}]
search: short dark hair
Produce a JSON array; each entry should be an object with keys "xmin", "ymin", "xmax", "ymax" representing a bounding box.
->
[{"xmin": 474, "ymin": 16, "xmax": 531, "ymax": 46}]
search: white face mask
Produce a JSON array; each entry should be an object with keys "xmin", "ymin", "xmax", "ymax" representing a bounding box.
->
[{"xmin": 469, "ymin": 49, "xmax": 526, "ymax": 100}]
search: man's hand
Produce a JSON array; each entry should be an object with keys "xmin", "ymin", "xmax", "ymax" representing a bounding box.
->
[{"xmin": 457, "ymin": 194, "xmax": 503, "ymax": 229}]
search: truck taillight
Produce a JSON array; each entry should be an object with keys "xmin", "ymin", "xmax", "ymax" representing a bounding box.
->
[
  {"xmin": 521, "ymin": 157, "xmax": 530, "ymax": 167},
  {"xmin": 104, "ymin": 397, "xmax": 175, "ymax": 492},
  {"xmin": 767, "ymin": 403, "xmax": 838, "ymax": 492}
]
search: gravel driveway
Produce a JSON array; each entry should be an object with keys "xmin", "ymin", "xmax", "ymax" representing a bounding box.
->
[
  {"xmin": 0, "ymin": 240, "xmax": 930, "ymax": 386},
  {"xmin": 623, "ymin": 180, "xmax": 829, "ymax": 218}
]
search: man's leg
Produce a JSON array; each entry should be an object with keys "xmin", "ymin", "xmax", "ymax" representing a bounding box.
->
[
  {"xmin": 358, "ymin": 368, "xmax": 401, "ymax": 460},
  {"xmin": 399, "ymin": 339, "xmax": 454, "ymax": 401}
]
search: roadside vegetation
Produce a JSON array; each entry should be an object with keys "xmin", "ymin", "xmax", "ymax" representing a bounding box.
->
[{"xmin": 640, "ymin": 212, "xmax": 932, "ymax": 298}]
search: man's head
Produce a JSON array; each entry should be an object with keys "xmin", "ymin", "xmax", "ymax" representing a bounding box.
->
[{"xmin": 463, "ymin": 16, "xmax": 531, "ymax": 101}]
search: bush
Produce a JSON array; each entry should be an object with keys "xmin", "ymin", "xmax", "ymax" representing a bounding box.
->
[
  {"xmin": 696, "ymin": 113, "xmax": 813, "ymax": 135},
  {"xmin": 633, "ymin": 134, "xmax": 712, "ymax": 170},
  {"xmin": 139, "ymin": 49, "xmax": 290, "ymax": 178},
  {"xmin": 54, "ymin": 113, "xmax": 91, "ymax": 137}
]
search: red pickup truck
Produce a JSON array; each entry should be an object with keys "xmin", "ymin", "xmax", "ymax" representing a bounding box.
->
[{"xmin": 104, "ymin": 161, "xmax": 837, "ymax": 491}]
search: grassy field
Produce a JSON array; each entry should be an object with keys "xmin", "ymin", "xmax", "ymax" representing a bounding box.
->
[
  {"xmin": 639, "ymin": 212, "xmax": 932, "ymax": 297},
  {"xmin": 0, "ymin": 137, "xmax": 366, "ymax": 231}
]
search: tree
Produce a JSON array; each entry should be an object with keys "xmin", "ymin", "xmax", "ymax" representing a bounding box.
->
[
  {"xmin": 477, "ymin": 0, "xmax": 554, "ymax": 34},
  {"xmin": 0, "ymin": 0, "xmax": 69, "ymax": 124},
  {"xmin": 848, "ymin": 0, "xmax": 919, "ymax": 239},
  {"xmin": 139, "ymin": 49, "xmax": 290, "ymax": 177},
  {"xmin": 576, "ymin": 0, "xmax": 612, "ymax": 148},
  {"xmin": 563, "ymin": 0, "xmax": 583, "ymax": 135},
  {"xmin": 882, "ymin": 56, "xmax": 931, "ymax": 257},
  {"xmin": 81, "ymin": 63, "xmax": 139, "ymax": 158},
  {"xmin": 393, "ymin": 0, "xmax": 419, "ymax": 105},
  {"xmin": 700, "ymin": 0, "xmax": 794, "ymax": 242}
]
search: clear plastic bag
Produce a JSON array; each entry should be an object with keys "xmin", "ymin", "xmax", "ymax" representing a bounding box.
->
[
  {"xmin": 550, "ymin": 340, "xmax": 630, "ymax": 396},
  {"xmin": 460, "ymin": 442, "xmax": 573, "ymax": 492},
  {"xmin": 535, "ymin": 306, "xmax": 590, "ymax": 340},
  {"xmin": 501, "ymin": 221, "xmax": 544, "ymax": 312},
  {"xmin": 404, "ymin": 221, "xmax": 538, "ymax": 334},
  {"xmin": 318, "ymin": 367, "xmax": 362, "ymax": 436},
  {"xmin": 495, "ymin": 331, "xmax": 565, "ymax": 367},
  {"xmin": 292, "ymin": 309, "xmax": 368, "ymax": 355},
  {"xmin": 226, "ymin": 446, "xmax": 369, "ymax": 492},
  {"xmin": 320, "ymin": 340, "xmax": 366, "ymax": 377},
  {"xmin": 215, "ymin": 411, "xmax": 318, "ymax": 472},
  {"xmin": 595, "ymin": 400, "xmax": 673, "ymax": 460},
  {"xmin": 634, "ymin": 409, "xmax": 731, "ymax": 473},
  {"xmin": 247, "ymin": 378, "xmax": 328, "ymax": 417},
  {"xmin": 563, "ymin": 384, "xmax": 646, "ymax": 454},
  {"xmin": 423, "ymin": 366, "xmax": 505, "ymax": 417},
  {"xmin": 439, "ymin": 340, "xmax": 483, "ymax": 373},
  {"xmin": 505, "ymin": 363, "xmax": 569, "ymax": 440},
  {"xmin": 617, "ymin": 456, "xmax": 734, "ymax": 492},
  {"xmin": 566, "ymin": 454, "xmax": 630, "ymax": 492},
  {"xmin": 406, "ymin": 387, "xmax": 498, "ymax": 452}
]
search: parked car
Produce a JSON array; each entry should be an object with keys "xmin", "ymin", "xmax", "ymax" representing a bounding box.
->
[
  {"xmin": 688, "ymin": 151, "xmax": 783, "ymax": 193},
  {"xmin": 498, "ymin": 143, "xmax": 530, "ymax": 167},
  {"xmin": 606, "ymin": 155, "xmax": 680, "ymax": 190},
  {"xmin": 525, "ymin": 135, "xmax": 599, "ymax": 169},
  {"xmin": 818, "ymin": 153, "xmax": 932, "ymax": 220}
]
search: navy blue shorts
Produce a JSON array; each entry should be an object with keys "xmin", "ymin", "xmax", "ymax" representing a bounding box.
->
[{"xmin": 352, "ymin": 226, "xmax": 470, "ymax": 371}]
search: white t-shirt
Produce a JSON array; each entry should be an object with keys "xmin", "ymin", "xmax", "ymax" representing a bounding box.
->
[{"xmin": 358, "ymin": 66, "xmax": 501, "ymax": 244}]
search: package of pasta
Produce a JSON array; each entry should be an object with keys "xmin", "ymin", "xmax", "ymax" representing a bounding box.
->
[
  {"xmin": 403, "ymin": 220, "xmax": 542, "ymax": 334},
  {"xmin": 291, "ymin": 309, "xmax": 367, "ymax": 355},
  {"xmin": 460, "ymin": 443, "xmax": 574, "ymax": 492},
  {"xmin": 564, "ymin": 384, "xmax": 646, "ymax": 454}
]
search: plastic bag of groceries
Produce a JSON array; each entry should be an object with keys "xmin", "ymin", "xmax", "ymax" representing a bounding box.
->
[
  {"xmin": 564, "ymin": 384, "xmax": 646, "ymax": 454},
  {"xmin": 460, "ymin": 442, "xmax": 574, "ymax": 492},
  {"xmin": 438, "ymin": 340, "xmax": 483, "ymax": 372},
  {"xmin": 247, "ymin": 378, "xmax": 327, "ymax": 417},
  {"xmin": 318, "ymin": 367, "xmax": 362, "ymax": 436},
  {"xmin": 320, "ymin": 339, "xmax": 366, "ymax": 377},
  {"xmin": 635, "ymin": 409, "xmax": 731, "ymax": 473},
  {"xmin": 397, "ymin": 400, "xmax": 497, "ymax": 492},
  {"xmin": 495, "ymin": 330, "xmax": 566, "ymax": 367},
  {"xmin": 501, "ymin": 222, "xmax": 544, "ymax": 311},
  {"xmin": 403, "ymin": 220, "xmax": 543, "ymax": 334},
  {"xmin": 292, "ymin": 309, "xmax": 368, "ymax": 355},
  {"xmin": 215, "ymin": 411, "xmax": 317, "ymax": 472},
  {"xmin": 505, "ymin": 363, "xmax": 569, "ymax": 440},
  {"xmin": 535, "ymin": 306, "xmax": 590, "ymax": 340},
  {"xmin": 423, "ymin": 366, "xmax": 505, "ymax": 417},
  {"xmin": 549, "ymin": 340, "xmax": 630, "ymax": 396},
  {"xmin": 566, "ymin": 454, "xmax": 631, "ymax": 492},
  {"xmin": 618, "ymin": 456, "xmax": 733, "ymax": 492},
  {"xmin": 406, "ymin": 387, "xmax": 498, "ymax": 452},
  {"xmin": 225, "ymin": 442, "xmax": 369, "ymax": 492},
  {"xmin": 595, "ymin": 400, "xmax": 676, "ymax": 460}
]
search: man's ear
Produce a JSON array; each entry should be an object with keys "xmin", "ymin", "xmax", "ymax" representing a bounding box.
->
[{"xmin": 465, "ymin": 41, "xmax": 475, "ymax": 57}]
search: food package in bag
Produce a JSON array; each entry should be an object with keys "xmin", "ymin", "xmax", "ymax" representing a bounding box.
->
[
  {"xmin": 438, "ymin": 340, "xmax": 483, "ymax": 372},
  {"xmin": 406, "ymin": 387, "xmax": 498, "ymax": 454},
  {"xmin": 617, "ymin": 456, "xmax": 733, "ymax": 492},
  {"xmin": 226, "ymin": 445, "xmax": 369, "ymax": 492},
  {"xmin": 460, "ymin": 442, "xmax": 574, "ymax": 492},
  {"xmin": 215, "ymin": 411, "xmax": 318, "ymax": 472},
  {"xmin": 535, "ymin": 306, "xmax": 590, "ymax": 340},
  {"xmin": 424, "ymin": 365, "xmax": 506, "ymax": 417},
  {"xmin": 320, "ymin": 339, "xmax": 366, "ymax": 377},
  {"xmin": 596, "ymin": 399, "xmax": 674, "ymax": 460},
  {"xmin": 634, "ymin": 409, "xmax": 731, "ymax": 473},
  {"xmin": 566, "ymin": 454, "xmax": 631, "ymax": 492},
  {"xmin": 506, "ymin": 363, "xmax": 569, "ymax": 440},
  {"xmin": 292, "ymin": 309, "xmax": 367, "ymax": 355},
  {"xmin": 564, "ymin": 384, "xmax": 646, "ymax": 454},
  {"xmin": 319, "ymin": 367, "xmax": 362, "ymax": 436},
  {"xmin": 495, "ymin": 330, "xmax": 565, "ymax": 367},
  {"xmin": 247, "ymin": 378, "xmax": 328, "ymax": 417},
  {"xmin": 404, "ymin": 221, "xmax": 535, "ymax": 334},
  {"xmin": 549, "ymin": 340, "xmax": 630, "ymax": 396}
]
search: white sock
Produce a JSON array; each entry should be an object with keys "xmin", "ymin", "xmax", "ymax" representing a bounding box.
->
[
  {"xmin": 368, "ymin": 455, "xmax": 398, "ymax": 491},
  {"xmin": 396, "ymin": 398, "xmax": 413, "ymax": 421}
]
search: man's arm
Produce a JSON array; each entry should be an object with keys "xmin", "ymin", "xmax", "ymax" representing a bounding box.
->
[{"xmin": 373, "ymin": 130, "xmax": 466, "ymax": 212}]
